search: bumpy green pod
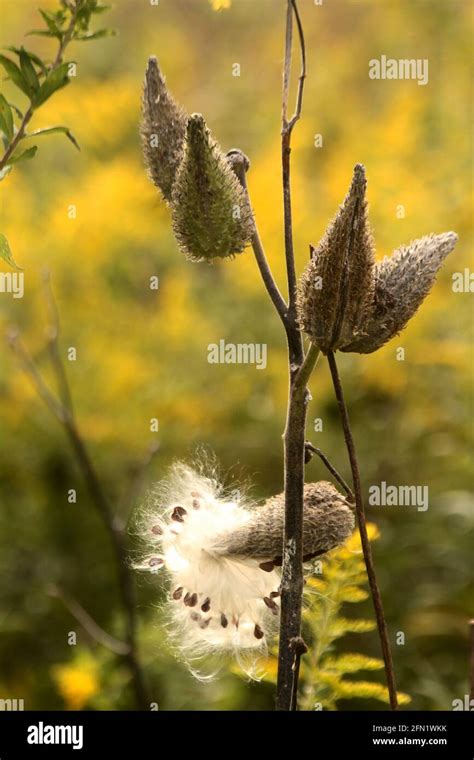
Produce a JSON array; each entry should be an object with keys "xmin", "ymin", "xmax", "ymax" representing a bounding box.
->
[{"xmin": 171, "ymin": 114, "xmax": 254, "ymax": 262}]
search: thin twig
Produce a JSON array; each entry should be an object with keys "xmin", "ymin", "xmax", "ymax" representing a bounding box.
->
[
  {"xmin": 305, "ymin": 442, "xmax": 354, "ymax": 502},
  {"xmin": 47, "ymin": 584, "xmax": 131, "ymax": 656},
  {"xmin": 8, "ymin": 326, "xmax": 150, "ymax": 709},
  {"xmin": 227, "ymin": 150, "xmax": 289, "ymax": 328},
  {"xmin": 281, "ymin": 0, "xmax": 306, "ymax": 322},
  {"xmin": 287, "ymin": 0, "xmax": 306, "ymax": 131},
  {"xmin": 327, "ymin": 350, "xmax": 399, "ymax": 710}
]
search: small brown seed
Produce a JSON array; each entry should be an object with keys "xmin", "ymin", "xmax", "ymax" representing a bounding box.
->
[
  {"xmin": 184, "ymin": 592, "xmax": 198, "ymax": 607},
  {"xmin": 263, "ymin": 596, "xmax": 278, "ymax": 615},
  {"xmin": 259, "ymin": 561, "xmax": 275, "ymax": 573},
  {"xmin": 220, "ymin": 613, "xmax": 228, "ymax": 628},
  {"xmin": 254, "ymin": 624, "xmax": 264, "ymax": 640},
  {"xmin": 201, "ymin": 597, "xmax": 211, "ymax": 612},
  {"xmin": 172, "ymin": 587, "xmax": 184, "ymax": 600},
  {"xmin": 151, "ymin": 524, "xmax": 163, "ymax": 535},
  {"xmin": 171, "ymin": 506, "xmax": 187, "ymax": 522},
  {"xmin": 270, "ymin": 591, "xmax": 280, "ymax": 599},
  {"xmin": 199, "ymin": 618, "xmax": 211, "ymax": 629},
  {"xmin": 190, "ymin": 612, "xmax": 200, "ymax": 622}
]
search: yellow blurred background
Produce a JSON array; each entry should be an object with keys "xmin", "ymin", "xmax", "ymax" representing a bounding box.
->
[{"xmin": 0, "ymin": 0, "xmax": 472, "ymax": 710}]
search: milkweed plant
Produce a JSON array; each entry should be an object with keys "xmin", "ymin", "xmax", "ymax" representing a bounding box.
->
[
  {"xmin": 133, "ymin": 0, "xmax": 457, "ymax": 712},
  {"xmin": 2, "ymin": 0, "xmax": 459, "ymax": 712}
]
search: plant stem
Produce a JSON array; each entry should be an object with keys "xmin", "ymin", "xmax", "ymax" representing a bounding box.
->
[
  {"xmin": 277, "ymin": 344, "xmax": 320, "ymax": 712},
  {"xmin": 276, "ymin": 0, "xmax": 309, "ymax": 712},
  {"xmin": 326, "ymin": 350, "xmax": 399, "ymax": 710}
]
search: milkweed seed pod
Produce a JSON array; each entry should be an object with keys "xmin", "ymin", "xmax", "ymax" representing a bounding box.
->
[
  {"xmin": 141, "ymin": 56, "xmax": 188, "ymax": 203},
  {"xmin": 216, "ymin": 482, "xmax": 354, "ymax": 563},
  {"xmin": 171, "ymin": 114, "xmax": 254, "ymax": 262},
  {"xmin": 134, "ymin": 464, "xmax": 353, "ymax": 675},
  {"xmin": 296, "ymin": 164, "xmax": 375, "ymax": 353},
  {"xmin": 341, "ymin": 232, "xmax": 458, "ymax": 353}
]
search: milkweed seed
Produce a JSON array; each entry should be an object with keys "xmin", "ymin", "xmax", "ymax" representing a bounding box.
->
[
  {"xmin": 263, "ymin": 596, "xmax": 278, "ymax": 613},
  {"xmin": 184, "ymin": 592, "xmax": 198, "ymax": 607},
  {"xmin": 171, "ymin": 506, "xmax": 187, "ymax": 522},
  {"xmin": 254, "ymin": 624, "xmax": 264, "ymax": 640},
  {"xmin": 201, "ymin": 597, "xmax": 211, "ymax": 612}
]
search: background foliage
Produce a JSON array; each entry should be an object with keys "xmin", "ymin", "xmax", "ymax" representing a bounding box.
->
[{"xmin": 0, "ymin": 0, "xmax": 472, "ymax": 710}]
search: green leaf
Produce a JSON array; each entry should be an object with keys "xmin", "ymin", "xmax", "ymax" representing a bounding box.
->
[
  {"xmin": 0, "ymin": 54, "xmax": 31, "ymax": 98},
  {"xmin": 0, "ymin": 233, "xmax": 22, "ymax": 270},
  {"xmin": 74, "ymin": 28, "xmax": 116, "ymax": 41},
  {"xmin": 9, "ymin": 145, "xmax": 38, "ymax": 164},
  {"xmin": 26, "ymin": 30, "xmax": 59, "ymax": 38},
  {"xmin": 0, "ymin": 94, "xmax": 14, "ymax": 141},
  {"xmin": 5, "ymin": 46, "xmax": 48, "ymax": 77},
  {"xmin": 33, "ymin": 62, "xmax": 71, "ymax": 107},
  {"xmin": 27, "ymin": 125, "xmax": 80, "ymax": 151},
  {"xmin": 38, "ymin": 9, "xmax": 63, "ymax": 39},
  {"xmin": 7, "ymin": 101, "xmax": 23, "ymax": 119},
  {"xmin": 0, "ymin": 164, "xmax": 13, "ymax": 181},
  {"xmin": 20, "ymin": 48, "xmax": 40, "ymax": 96},
  {"xmin": 92, "ymin": 3, "xmax": 112, "ymax": 13}
]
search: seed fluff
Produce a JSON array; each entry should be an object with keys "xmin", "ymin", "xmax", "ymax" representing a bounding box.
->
[{"xmin": 133, "ymin": 462, "xmax": 354, "ymax": 678}]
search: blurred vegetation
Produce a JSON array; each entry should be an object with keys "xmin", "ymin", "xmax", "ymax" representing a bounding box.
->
[
  {"xmin": 262, "ymin": 524, "xmax": 412, "ymax": 710},
  {"xmin": 0, "ymin": 0, "xmax": 472, "ymax": 710}
]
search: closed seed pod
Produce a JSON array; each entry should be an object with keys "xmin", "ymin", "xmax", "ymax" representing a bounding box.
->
[
  {"xmin": 341, "ymin": 232, "xmax": 458, "ymax": 353},
  {"xmin": 297, "ymin": 164, "xmax": 375, "ymax": 353},
  {"xmin": 213, "ymin": 481, "xmax": 355, "ymax": 561},
  {"xmin": 140, "ymin": 56, "xmax": 188, "ymax": 203},
  {"xmin": 171, "ymin": 114, "xmax": 254, "ymax": 262}
]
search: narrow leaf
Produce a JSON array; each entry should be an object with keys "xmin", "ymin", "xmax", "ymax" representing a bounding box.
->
[
  {"xmin": 20, "ymin": 47, "xmax": 40, "ymax": 96},
  {"xmin": 9, "ymin": 145, "xmax": 38, "ymax": 164},
  {"xmin": 74, "ymin": 28, "xmax": 116, "ymax": 41},
  {"xmin": 0, "ymin": 164, "xmax": 13, "ymax": 181},
  {"xmin": 0, "ymin": 54, "xmax": 31, "ymax": 98},
  {"xmin": 33, "ymin": 62, "xmax": 71, "ymax": 107},
  {"xmin": 26, "ymin": 30, "xmax": 59, "ymax": 38},
  {"xmin": 0, "ymin": 233, "xmax": 22, "ymax": 270},
  {"xmin": 0, "ymin": 94, "xmax": 14, "ymax": 141},
  {"xmin": 27, "ymin": 125, "xmax": 80, "ymax": 151},
  {"xmin": 5, "ymin": 46, "xmax": 48, "ymax": 76},
  {"xmin": 39, "ymin": 9, "xmax": 63, "ymax": 39}
]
